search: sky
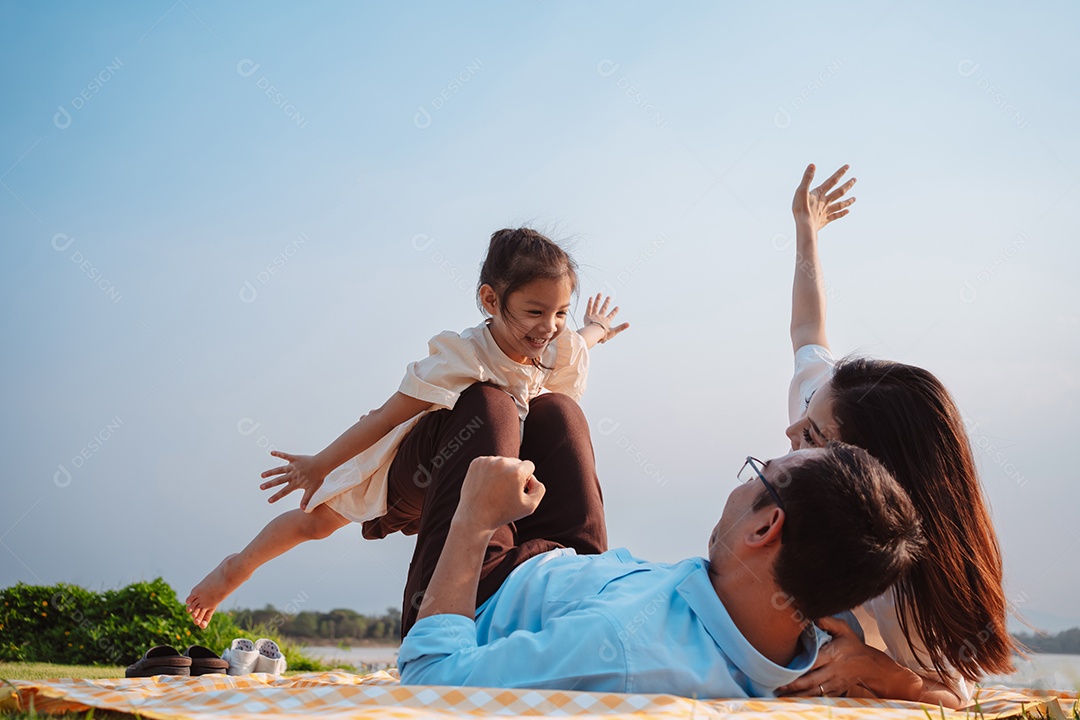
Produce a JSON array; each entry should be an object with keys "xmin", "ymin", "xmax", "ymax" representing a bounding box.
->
[{"xmin": 2, "ymin": 1, "xmax": 1078, "ymax": 635}]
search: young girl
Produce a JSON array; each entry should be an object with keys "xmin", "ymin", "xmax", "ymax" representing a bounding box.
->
[
  {"xmin": 775, "ymin": 165, "xmax": 1014, "ymax": 706},
  {"xmin": 186, "ymin": 228, "xmax": 629, "ymax": 629}
]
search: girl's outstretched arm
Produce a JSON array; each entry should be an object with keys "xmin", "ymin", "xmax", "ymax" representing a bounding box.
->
[
  {"xmin": 579, "ymin": 293, "xmax": 630, "ymax": 348},
  {"xmin": 260, "ymin": 392, "xmax": 433, "ymax": 510},
  {"xmin": 789, "ymin": 163, "xmax": 856, "ymax": 353}
]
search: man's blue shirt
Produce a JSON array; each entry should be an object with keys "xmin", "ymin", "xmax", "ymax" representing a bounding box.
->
[{"xmin": 398, "ymin": 547, "xmax": 828, "ymax": 698}]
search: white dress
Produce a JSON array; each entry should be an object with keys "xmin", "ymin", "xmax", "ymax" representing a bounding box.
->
[
  {"xmin": 307, "ymin": 321, "xmax": 589, "ymax": 524},
  {"xmin": 789, "ymin": 345, "xmax": 972, "ymax": 703}
]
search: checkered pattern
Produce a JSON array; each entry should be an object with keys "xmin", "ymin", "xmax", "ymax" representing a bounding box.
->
[{"xmin": 2, "ymin": 670, "xmax": 1075, "ymax": 719}]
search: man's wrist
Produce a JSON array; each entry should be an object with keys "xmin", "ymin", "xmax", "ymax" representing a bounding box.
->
[{"xmin": 449, "ymin": 512, "xmax": 499, "ymax": 538}]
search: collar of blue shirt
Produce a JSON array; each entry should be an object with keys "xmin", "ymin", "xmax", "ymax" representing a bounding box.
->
[{"xmin": 676, "ymin": 563, "xmax": 824, "ymax": 695}]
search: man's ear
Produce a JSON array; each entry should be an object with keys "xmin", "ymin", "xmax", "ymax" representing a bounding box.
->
[
  {"xmin": 746, "ymin": 507, "xmax": 785, "ymax": 549},
  {"xmin": 479, "ymin": 284, "xmax": 498, "ymax": 314}
]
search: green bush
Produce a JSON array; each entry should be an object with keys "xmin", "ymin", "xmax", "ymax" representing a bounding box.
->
[{"xmin": 0, "ymin": 579, "xmax": 325, "ymax": 670}]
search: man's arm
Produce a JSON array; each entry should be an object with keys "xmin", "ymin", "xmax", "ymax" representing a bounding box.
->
[
  {"xmin": 399, "ymin": 607, "xmax": 627, "ymax": 690},
  {"xmin": 400, "ymin": 455, "xmax": 627, "ymax": 690},
  {"xmin": 414, "ymin": 456, "xmax": 545, "ymax": 623}
]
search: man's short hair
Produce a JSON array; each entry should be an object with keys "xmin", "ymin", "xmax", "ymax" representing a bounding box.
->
[{"xmin": 754, "ymin": 442, "xmax": 924, "ymax": 620}]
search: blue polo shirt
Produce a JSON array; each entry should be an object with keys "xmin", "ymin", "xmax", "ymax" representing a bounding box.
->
[{"xmin": 398, "ymin": 547, "xmax": 828, "ymax": 698}]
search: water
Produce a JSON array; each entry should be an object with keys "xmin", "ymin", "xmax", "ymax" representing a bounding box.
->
[
  {"xmin": 300, "ymin": 644, "xmax": 399, "ymax": 671},
  {"xmin": 984, "ymin": 653, "xmax": 1080, "ymax": 693},
  {"xmin": 300, "ymin": 645, "xmax": 1079, "ymax": 693}
]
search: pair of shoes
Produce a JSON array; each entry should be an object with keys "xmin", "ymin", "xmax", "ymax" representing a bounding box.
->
[
  {"xmin": 221, "ymin": 638, "xmax": 287, "ymax": 676},
  {"xmin": 125, "ymin": 645, "xmax": 228, "ymax": 678}
]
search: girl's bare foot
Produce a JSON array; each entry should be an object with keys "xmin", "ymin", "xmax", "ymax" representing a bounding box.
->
[{"xmin": 186, "ymin": 553, "xmax": 248, "ymax": 629}]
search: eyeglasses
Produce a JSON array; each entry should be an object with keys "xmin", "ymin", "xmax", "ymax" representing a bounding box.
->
[{"xmin": 738, "ymin": 456, "xmax": 787, "ymax": 512}]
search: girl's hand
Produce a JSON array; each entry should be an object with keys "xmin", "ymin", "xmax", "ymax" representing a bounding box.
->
[
  {"xmin": 792, "ymin": 163, "xmax": 856, "ymax": 232},
  {"xmin": 583, "ymin": 293, "xmax": 630, "ymax": 344},
  {"xmin": 260, "ymin": 450, "xmax": 329, "ymax": 511},
  {"xmin": 777, "ymin": 616, "xmax": 882, "ymax": 698}
]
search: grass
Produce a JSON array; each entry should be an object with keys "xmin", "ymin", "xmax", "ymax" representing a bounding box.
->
[{"xmin": 0, "ymin": 664, "xmax": 124, "ymax": 681}]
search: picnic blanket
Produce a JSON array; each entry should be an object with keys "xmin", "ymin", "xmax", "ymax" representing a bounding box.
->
[{"xmin": 3, "ymin": 670, "xmax": 1077, "ymax": 720}]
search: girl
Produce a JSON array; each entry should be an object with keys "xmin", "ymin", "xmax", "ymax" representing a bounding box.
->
[
  {"xmin": 186, "ymin": 227, "xmax": 629, "ymax": 629},
  {"xmin": 775, "ymin": 165, "xmax": 1015, "ymax": 706}
]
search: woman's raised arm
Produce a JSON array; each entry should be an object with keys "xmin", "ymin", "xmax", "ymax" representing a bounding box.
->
[{"xmin": 789, "ymin": 163, "xmax": 856, "ymax": 353}]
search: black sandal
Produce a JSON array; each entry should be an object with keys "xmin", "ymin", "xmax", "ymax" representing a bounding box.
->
[
  {"xmin": 125, "ymin": 645, "xmax": 192, "ymax": 678},
  {"xmin": 184, "ymin": 645, "xmax": 229, "ymax": 676}
]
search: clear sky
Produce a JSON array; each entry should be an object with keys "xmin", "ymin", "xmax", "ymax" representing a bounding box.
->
[{"xmin": 2, "ymin": 1, "xmax": 1077, "ymax": 633}]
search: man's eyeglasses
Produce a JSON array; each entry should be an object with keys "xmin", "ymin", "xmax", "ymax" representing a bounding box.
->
[{"xmin": 737, "ymin": 456, "xmax": 787, "ymax": 512}]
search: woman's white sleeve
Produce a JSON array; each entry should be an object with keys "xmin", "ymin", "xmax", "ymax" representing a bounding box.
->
[{"xmin": 788, "ymin": 344, "xmax": 836, "ymax": 424}]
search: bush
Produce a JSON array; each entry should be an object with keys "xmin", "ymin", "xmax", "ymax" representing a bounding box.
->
[{"xmin": 0, "ymin": 579, "xmax": 326, "ymax": 670}]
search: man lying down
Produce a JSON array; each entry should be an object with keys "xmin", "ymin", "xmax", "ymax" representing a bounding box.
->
[{"xmin": 397, "ymin": 444, "xmax": 922, "ymax": 698}]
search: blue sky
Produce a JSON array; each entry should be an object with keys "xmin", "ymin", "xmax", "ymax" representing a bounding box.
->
[{"xmin": 2, "ymin": 1, "xmax": 1078, "ymax": 634}]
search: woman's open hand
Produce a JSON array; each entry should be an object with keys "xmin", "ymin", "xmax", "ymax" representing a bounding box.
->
[
  {"xmin": 792, "ymin": 163, "xmax": 856, "ymax": 232},
  {"xmin": 777, "ymin": 616, "xmax": 882, "ymax": 698},
  {"xmin": 260, "ymin": 450, "xmax": 329, "ymax": 511}
]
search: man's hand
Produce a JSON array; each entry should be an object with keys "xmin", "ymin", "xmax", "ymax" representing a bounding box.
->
[
  {"xmin": 792, "ymin": 163, "xmax": 856, "ymax": 232},
  {"xmin": 415, "ymin": 457, "xmax": 546, "ymax": 624},
  {"xmin": 454, "ymin": 456, "xmax": 546, "ymax": 533}
]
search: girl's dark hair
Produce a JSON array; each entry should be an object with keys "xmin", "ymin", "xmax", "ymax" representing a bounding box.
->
[
  {"xmin": 477, "ymin": 228, "xmax": 578, "ymax": 315},
  {"xmin": 829, "ymin": 357, "xmax": 1017, "ymax": 683}
]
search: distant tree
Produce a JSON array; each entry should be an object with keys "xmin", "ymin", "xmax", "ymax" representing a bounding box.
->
[
  {"xmin": 1013, "ymin": 627, "xmax": 1080, "ymax": 654},
  {"xmin": 285, "ymin": 611, "xmax": 319, "ymax": 637},
  {"xmin": 226, "ymin": 604, "xmax": 407, "ymax": 642}
]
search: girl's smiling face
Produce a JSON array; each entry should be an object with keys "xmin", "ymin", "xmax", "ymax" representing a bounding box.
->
[{"xmin": 480, "ymin": 276, "xmax": 573, "ymax": 364}]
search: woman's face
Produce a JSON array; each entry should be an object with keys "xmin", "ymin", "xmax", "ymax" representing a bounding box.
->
[{"xmin": 786, "ymin": 380, "xmax": 844, "ymax": 450}]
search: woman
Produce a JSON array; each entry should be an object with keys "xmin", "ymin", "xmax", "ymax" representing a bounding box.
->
[{"xmin": 775, "ymin": 164, "xmax": 1016, "ymax": 707}]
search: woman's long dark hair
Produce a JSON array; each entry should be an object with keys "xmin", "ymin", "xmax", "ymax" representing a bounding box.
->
[{"xmin": 830, "ymin": 357, "xmax": 1016, "ymax": 682}]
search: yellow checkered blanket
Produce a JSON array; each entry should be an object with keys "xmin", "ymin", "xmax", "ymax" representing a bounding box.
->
[{"xmin": 3, "ymin": 670, "xmax": 1076, "ymax": 719}]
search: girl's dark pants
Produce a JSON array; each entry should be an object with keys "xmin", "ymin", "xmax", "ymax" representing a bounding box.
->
[{"xmin": 361, "ymin": 382, "xmax": 607, "ymax": 638}]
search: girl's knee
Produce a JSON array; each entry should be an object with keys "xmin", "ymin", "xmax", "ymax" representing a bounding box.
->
[
  {"xmin": 528, "ymin": 392, "xmax": 587, "ymax": 432},
  {"xmin": 307, "ymin": 505, "xmax": 348, "ymax": 540},
  {"xmin": 458, "ymin": 382, "xmax": 518, "ymax": 420}
]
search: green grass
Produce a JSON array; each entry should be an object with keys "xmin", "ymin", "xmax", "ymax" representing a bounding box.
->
[{"xmin": 0, "ymin": 664, "xmax": 123, "ymax": 681}]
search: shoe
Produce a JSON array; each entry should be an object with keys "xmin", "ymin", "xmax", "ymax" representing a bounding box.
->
[
  {"xmin": 253, "ymin": 638, "xmax": 287, "ymax": 675},
  {"xmin": 125, "ymin": 645, "xmax": 192, "ymax": 678},
  {"xmin": 184, "ymin": 645, "xmax": 229, "ymax": 676},
  {"xmin": 221, "ymin": 638, "xmax": 258, "ymax": 675}
]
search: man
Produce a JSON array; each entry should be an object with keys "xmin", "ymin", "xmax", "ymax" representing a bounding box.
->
[{"xmin": 390, "ymin": 383, "xmax": 922, "ymax": 698}]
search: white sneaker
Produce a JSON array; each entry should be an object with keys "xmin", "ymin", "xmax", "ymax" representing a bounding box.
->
[
  {"xmin": 222, "ymin": 638, "xmax": 258, "ymax": 676},
  {"xmin": 253, "ymin": 638, "xmax": 287, "ymax": 675}
]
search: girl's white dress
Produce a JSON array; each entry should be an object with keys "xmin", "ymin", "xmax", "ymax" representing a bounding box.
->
[
  {"xmin": 307, "ymin": 321, "xmax": 589, "ymax": 524},
  {"xmin": 790, "ymin": 345, "xmax": 972, "ymax": 703}
]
